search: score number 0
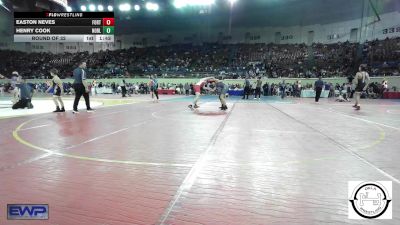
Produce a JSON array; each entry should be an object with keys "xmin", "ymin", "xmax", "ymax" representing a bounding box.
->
[
  {"xmin": 103, "ymin": 18, "xmax": 114, "ymax": 26},
  {"xmin": 102, "ymin": 18, "xmax": 115, "ymax": 34}
]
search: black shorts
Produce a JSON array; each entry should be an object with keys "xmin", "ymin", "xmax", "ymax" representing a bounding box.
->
[
  {"xmin": 53, "ymin": 87, "xmax": 61, "ymax": 96},
  {"xmin": 355, "ymin": 83, "xmax": 365, "ymax": 92}
]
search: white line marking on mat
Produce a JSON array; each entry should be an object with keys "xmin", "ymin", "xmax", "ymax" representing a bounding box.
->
[
  {"xmin": 328, "ymin": 108, "xmax": 400, "ymax": 131},
  {"xmin": 269, "ymin": 104, "xmax": 400, "ymax": 185},
  {"xmin": 19, "ymin": 124, "xmax": 51, "ymax": 131},
  {"xmin": 157, "ymin": 103, "xmax": 236, "ymax": 225}
]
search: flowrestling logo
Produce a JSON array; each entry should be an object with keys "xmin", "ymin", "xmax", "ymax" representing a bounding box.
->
[
  {"xmin": 7, "ymin": 204, "xmax": 49, "ymax": 220},
  {"xmin": 348, "ymin": 181, "xmax": 392, "ymax": 219}
]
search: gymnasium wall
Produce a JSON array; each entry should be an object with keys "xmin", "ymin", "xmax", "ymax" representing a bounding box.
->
[
  {"xmin": 1, "ymin": 11, "xmax": 400, "ymax": 53},
  {"xmin": 120, "ymin": 12, "xmax": 400, "ymax": 47},
  {"xmin": 0, "ymin": 7, "xmax": 17, "ymax": 50}
]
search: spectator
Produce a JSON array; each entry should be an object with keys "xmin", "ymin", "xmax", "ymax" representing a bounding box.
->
[
  {"xmin": 184, "ymin": 83, "xmax": 190, "ymax": 95},
  {"xmin": 254, "ymin": 77, "xmax": 262, "ymax": 100},
  {"xmin": 242, "ymin": 77, "xmax": 250, "ymax": 99}
]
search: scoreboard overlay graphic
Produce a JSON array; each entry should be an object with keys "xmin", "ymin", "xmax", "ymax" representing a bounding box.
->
[{"xmin": 14, "ymin": 12, "xmax": 114, "ymax": 43}]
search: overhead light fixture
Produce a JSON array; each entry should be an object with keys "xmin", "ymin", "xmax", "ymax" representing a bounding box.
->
[
  {"xmin": 119, "ymin": 3, "xmax": 131, "ymax": 12},
  {"xmin": 173, "ymin": 0, "xmax": 186, "ymax": 8},
  {"xmin": 80, "ymin": 5, "xmax": 87, "ymax": 11},
  {"xmin": 146, "ymin": 2, "xmax": 159, "ymax": 11},
  {"xmin": 134, "ymin": 4, "xmax": 140, "ymax": 11},
  {"xmin": 108, "ymin": 5, "xmax": 113, "ymax": 11},
  {"xmin": 89, "ymin": 4, "xmax": 96, "ymax": 11},
  {"xmin": 145, "ymin": 2, "xmax": 152, "ymax": 10},
  {"xmin": 173, "ymin": 0, "xmax": 215, "ymax": 8},
  {"xmin": 98, "ymin": 5, "xmax": 104, "ymax": 11},
  {"xmin": 66, "ymin": 6, "xmax": 72, "ymax": 12},
  {"xmin": 0, "ymin": 0, "xmax": 11, "ymax": 12}
]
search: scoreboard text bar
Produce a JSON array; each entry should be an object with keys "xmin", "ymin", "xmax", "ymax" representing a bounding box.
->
[
  {"xmin": 14, "ymin": 12, "xmax": 114, "ymax": 43},
  {"xmin": 15, "ymin": 19, "xmax": 114, "ymax": 26},
  {"xmin": 14, "ymin": 35, "xmax": 114, "ymax": 42},
  {"xmin": 14, "ymin": 12, "xmax": 114, "ymax": 18}
]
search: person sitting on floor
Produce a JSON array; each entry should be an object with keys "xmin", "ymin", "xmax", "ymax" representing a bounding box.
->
[
  {"xmin": 12, "ymin": 78, "xmax": 34, "ymax": 109},
  {"xmin": 336, "ymin": 93, "xmax": 351, "ymax": 102}
]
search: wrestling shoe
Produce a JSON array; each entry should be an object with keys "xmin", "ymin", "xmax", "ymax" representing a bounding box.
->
[{"xmin": 53, "ymin": 107, "xmax": 61, "ymax": 112}]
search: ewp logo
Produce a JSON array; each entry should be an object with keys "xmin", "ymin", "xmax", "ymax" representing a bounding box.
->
[{"xmin": 7, "ymin": 204, "xmax": 49, "ymax": 220}]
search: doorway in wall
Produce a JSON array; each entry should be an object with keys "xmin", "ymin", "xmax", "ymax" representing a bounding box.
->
[
  {"xmin": 307, "ymin": 31, "xmax": 314, "ymax": 45},
  {"xmin": 275, "ymin": 32, "xmax": 281, "ymax": 44},
  {"xmin": 25, "ymin": 42, "xmax": 31, "ymax": 52},
  {"xmin": 350, "ymin": 28, "xmax": 358, "ymax": 42},
  {"xmin": 58, "ymin": 43, "xmax": 64, "ymax": 54}
]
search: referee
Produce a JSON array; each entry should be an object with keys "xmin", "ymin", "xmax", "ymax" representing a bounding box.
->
[
  {"xmin": 72, "ymin": 61, "xmax": 94, "ymax": 113},
  {"xmin": 314, "ymin": 76, "xmax": 324, "ymax": 102}
]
